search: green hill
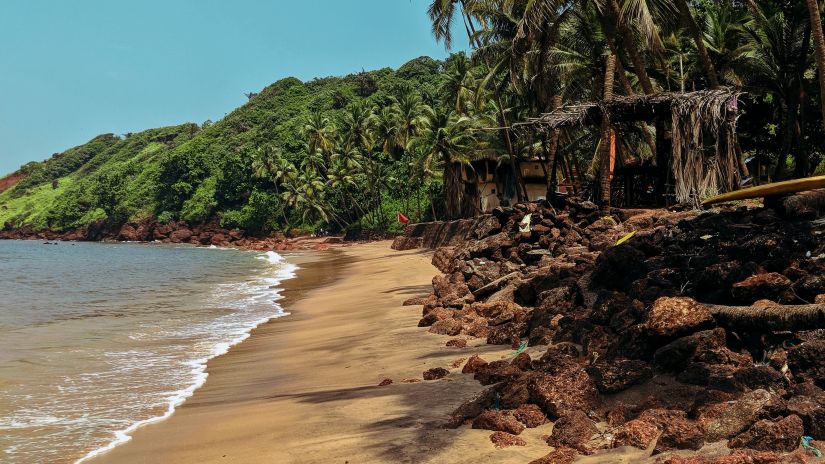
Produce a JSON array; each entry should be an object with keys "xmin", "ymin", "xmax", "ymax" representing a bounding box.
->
[{"xmin": 0, "ymin": 56, "xmax": 450, "ymax": 235}]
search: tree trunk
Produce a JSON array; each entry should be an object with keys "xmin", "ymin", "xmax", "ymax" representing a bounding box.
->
[
  {"xmin": 444, "ymin": 162, "xmax": 464, "ymax": 219},
  {"xmin": 676, "ymin": 0, "xmax": 720, "ymax": 89},
  {"xmin": 599, "ymin": 53, "xmax": 617, "ymax": 206},
  {"xmin": 546, "ymin": 95, "xmax": 563, "ymax": 198},
  {"xmin": 807, "ymin": 0, "xmax": 825, "ymax": 133},
  {"xmin": 709, "ymin": 303, "xmax": 825, "ymax": 332},
  {"xmin": 608, "ymin": 0, "xmax": 654, "ymax": 95}
]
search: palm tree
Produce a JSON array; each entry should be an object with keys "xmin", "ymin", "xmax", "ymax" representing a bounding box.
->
[
  {"xmin": 394, "ymin": 92, "xmax": 430, "ymax": 150},
  {"xmin": 806, "ymin": 0, "xmax": 825, "ymax": 133},
  {"xmin": 304, "ymin": 112, "xmax": 335, "ymax": 158},
  {"xmin": 599, "ymin": 52, "xmax": 617, "ymax": 206},
  {"xmin": 673, "ymin": 0, "xmax": 720, "ymax": 88},
  {"xmin": 413, "ymin": 107, "xmax": 478, "ymax": 219},
  {"xmin": 340, "ymin": 103, "xmax": 374, "ymax": 153},
  {"xmin": 371, "ymin": 106, "xmax": 401, "ymax": 155}
]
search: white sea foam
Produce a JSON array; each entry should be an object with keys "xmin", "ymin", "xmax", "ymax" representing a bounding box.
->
[{"xmin": 70, "ymin": 249, "xmax": 299, "ymax": 464}]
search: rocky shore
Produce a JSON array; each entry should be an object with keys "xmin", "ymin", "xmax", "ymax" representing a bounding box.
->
[
  {"xmin": 0, "ymin": 217, "xmax": 344, "ymax": 251},
  {"xmin": 398, "ymin": 199, "xmax": 825, "ymax": 463}
]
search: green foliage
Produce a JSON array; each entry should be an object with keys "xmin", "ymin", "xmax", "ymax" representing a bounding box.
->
[
  {"xmin": 0, "ymin": 56, "xmax": 460, "ymax": 233},
  {"xmin": 181, "ymin": 177, "xmax": 218, "ymax": 223}
]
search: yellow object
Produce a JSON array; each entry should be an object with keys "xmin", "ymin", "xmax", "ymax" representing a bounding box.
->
[
  {"xmin": 700, "ymin": 235, "xmax": 714, "ymax": 240},
  {"xmin": 616, "ymin": 231, "xmax": 636, "ymax": 246},
  {"xmin": 702, "ymin": 175, "xmax": 825, "ymax": 206}
]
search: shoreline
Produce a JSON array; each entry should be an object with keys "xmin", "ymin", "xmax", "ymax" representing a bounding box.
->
[
  {"xmin": 86, "ymin": 241, "xmax": 551, "ymax": 464},
  {"xmin": 65, "ymin": 244, "xmax": 311, "ymax": 463},
  {"xmin": 72, "ymin": 247, "xmax": 334, "ymax": 464}
]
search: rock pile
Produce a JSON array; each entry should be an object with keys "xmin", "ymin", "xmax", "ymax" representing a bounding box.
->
[
  {"xmin": 408, "ymin": 199, "xmax": 825, "ymax": 462},
  {"xmin": 0, "ymin": 217, "xmax": 340, "ymax": 251}
]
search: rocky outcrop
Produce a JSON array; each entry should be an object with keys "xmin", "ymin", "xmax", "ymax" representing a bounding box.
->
[{"xmin": 403, "ymin": 198, "xmax": 825, "ymax": 462}]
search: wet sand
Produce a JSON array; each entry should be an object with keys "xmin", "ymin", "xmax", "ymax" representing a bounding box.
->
[{"xmin": 87, "ymin": 241, "xmax": 562, "ymax": 464}]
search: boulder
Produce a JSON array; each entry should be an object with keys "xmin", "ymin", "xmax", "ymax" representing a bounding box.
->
[
  {"xmin": 788, "ymin": 339, "xmax": 825, "ymax": 386},
  {"xmin": 486, "ymin": 322, "xmax": 527, "ymax": 346},
  {"xmin": 731, "ymin": 272, "xmax": 792, "ymax": 304},
  {"xmin": 377, "ymin": 378, "xmax": 393, "ymax": 386},
  {"xmin": 643, "ymin": 297, "xmax": 714, "ymax": 339},
  {"xmin": 527, "ymin": 448, "xmax": 578, "ymax": 464},
  {"xmin": 474, "ymin": 360, "xmax": 522, "ymax": 385},
  {"xmin": 472, "ymin": 410, "xmax": 525, "ymax": 435},
  {"xmin": 786, "ymin": 395, "xmax": 825, "ymax": 439},
  {"xmin": 489, "ymin": 431, "xmax": 526, "ymax": 449},
  {"xmin": 585, "ymin": 359, "xmax": 653, "ymax": 393},
  {"xmin": 446, "ymin": 338, "xmax": 467, "ymax": 348},
  {"xmin": 510, "ymin": 352, "xmax": 532, "ymax": 371},
  {"xmin": 546, "ymin": 409, "xmax": 598, "ymax": 452},
  {"xmin": 423, "ymin": 367, "xmax": 449, "ymax": 380},
  {"xmin": 462, "ymin": 354, "xmax": 488, "ymax": 374},
  {"xmin": 527, "ymin": 368, "xmax": 600, "ymax": 419},
  {"xmin": 428, "ymin": 319, "xmax": 462, "ymax": 336},
  {"xmin": 512, "ymin": 404, "xmax": 546, "ymax": 428},
  {"xmin": 168, "ymin": 228, "xmax": 193, "ymax": 243},
  {"xmin": 612, "ymin": 419, "xmax": 660, "ymax": 449},
  {"xmin": 728, "ymin": 415, "xmax": 804, "ymax": 452},
  {"xmin": 445, "ymin": 387, "xmax": 498, "ymax": 428},
  {"xmin": 702, "ymin": 389, "xmax": 781, "ymax": 441},
  {"xmin": 654, "ymin": 416, "xmax": 705, "ymax": 453}
]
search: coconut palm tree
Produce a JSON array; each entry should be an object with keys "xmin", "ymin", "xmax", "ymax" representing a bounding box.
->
[
  {"xmin": 304, "ymin": 112, "xmax": 335, "ymax": 158},
  {"xmin": 412, "ymin": 107, "xmax": 478, "ymax": 219},
  {"xmin": 806, "ymin": 0, "xmax": 825, "ymax": 133}
]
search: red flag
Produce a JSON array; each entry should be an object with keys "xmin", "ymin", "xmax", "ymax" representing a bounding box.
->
[{"xmin": 397, "ymin": 212, "xmax": 410, "ymax": 224}]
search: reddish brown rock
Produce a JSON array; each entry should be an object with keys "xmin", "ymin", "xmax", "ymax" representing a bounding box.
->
[
  {"xmin": 512, "ymin": 404, "xmax": 546, "ymax": 428},
  {"xmin": 462, "ymin": 355, "xmax": 488, "ymax": 374},
  {"xmin": 428, "ymin": 319, "xmax": 462, "ymax": 336},
  {"xmin": 788, "ymin": 339, "xmax": 825, "ymax": 386},
  {"xmin": 729, "ymin": 415, "xmax": 804, "ymax": 452},
  {"xmin": 527, "ymin": 368, "xmax": 600, "ymax": 419},
  {"xmin": 702, "ymin": 389, "xmax": 782, "ymax": 441},
  {"xmin": 446, "ymin": 338, "xmax": 467, "ymax": 348},
  {"xmin": 654, "ymin": 416, "xmax": 705, "ymax": 453},
  {"xmin": 527, "ymin": 447, "xmax": 578, "ymax": 464},
  {"xmin": 472, "ymin": 409, "xmax": 525, "ymax": 435},
  {"xmin": 486, "ymin": 322, "xmax": 527, "ymax": 346},
  {"xmin": 169, "ymin": 228, "xmax": 193, "ymax": 243},
  {"xmin": 450, "ymin": 358, "xmax": 466, "ymax": 369},
  {"xmin": 445, "ymin": 387, "xmax": 498, "ymax": 428},
  {"xmin": 643, "ymin": 297, "xmax": 714, "ymax": 338},
  {"xmin": 377, "ymin": 378, "xmax": 393, "ymax": 386},
  {"xmin": 418, "ymin": 307, "xmax": 452, "ymax": 327},
  {"xmin": 731, "ymin": 272, "xmax": 792, "ymax": 304},
  {"xmin": 489, "ymin": 431, "xmax": 526, "ymax": 449},
  {"xmin": 546, "ymin": 410, "xmax": 598, "ymax": 452},
  {"xmin": 474, "ymin": 360, "xmax": 522, "ymax": 385},
  {"xmin": 423, "ymin": 367, "xmax": 449, "ymax": 380},
  {"xmin": 585, "ymin": 359, "xmax": 653, "ymax": 393},
  {"xmin": 511, "ymin": 352, "xmax": 532, "ymax": 371},
  {"xmin": 612, "ymin": 419, "xmax": 660, "ymax": 449}
]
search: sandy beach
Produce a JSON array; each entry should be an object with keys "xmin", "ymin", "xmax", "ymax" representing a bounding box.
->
[{"xmin": 86, "ymin": 241, "xmax": 555, "ymax": 464}]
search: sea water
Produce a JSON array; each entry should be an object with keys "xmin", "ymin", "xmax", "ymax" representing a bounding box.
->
[{"xmin": 0, "ymin": 240, "xmax": 297, "ymax": 463}]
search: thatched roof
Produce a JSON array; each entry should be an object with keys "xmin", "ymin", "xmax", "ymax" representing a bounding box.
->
[{"xmin": 515, "ymin": 89, "xmax": 742, "ymax": 131}]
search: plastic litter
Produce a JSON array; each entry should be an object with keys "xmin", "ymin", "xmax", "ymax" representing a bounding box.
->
[
  {"xmin": 801, "ymin": 436, "xmax": 822, "ymax": 457},
  {"xmin": 519, "ymin": 214, "xmax": 532, "ymax": 233}
]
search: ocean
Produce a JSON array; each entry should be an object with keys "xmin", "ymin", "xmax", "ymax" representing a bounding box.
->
[{"xmin": 0, "ymin": 240, "xmax": 297, "ymax": 463}]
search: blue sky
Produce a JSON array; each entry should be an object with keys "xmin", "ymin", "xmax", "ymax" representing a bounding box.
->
[{"xmin": 0, "ymin": 0, "xmax": 469, "ymax": 175}]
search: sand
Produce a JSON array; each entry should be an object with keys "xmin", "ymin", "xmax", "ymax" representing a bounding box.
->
[{"xmin": 86, "ymin": 241, "xmax": 562, "ymax": 464}]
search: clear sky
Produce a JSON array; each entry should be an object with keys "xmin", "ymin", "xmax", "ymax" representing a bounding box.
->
[{"xmin": 0, "ymin": 0, "xmax": 469, "ymax": 176}]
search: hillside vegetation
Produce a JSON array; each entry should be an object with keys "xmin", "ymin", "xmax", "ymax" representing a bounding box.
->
[{"xmin": 0, "ymin": 56, "xmax": 454, "ymax": 235}]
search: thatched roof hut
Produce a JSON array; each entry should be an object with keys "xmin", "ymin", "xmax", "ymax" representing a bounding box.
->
[{"xmin": 515, "ymin": 90, "xmax": 743, "ymax": 204}]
